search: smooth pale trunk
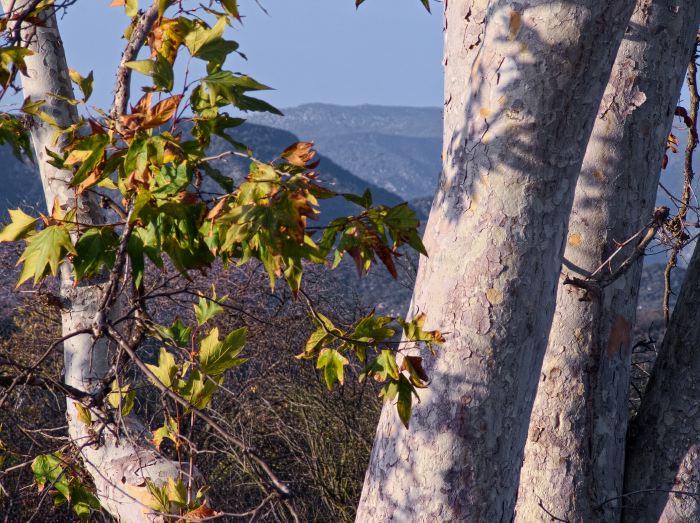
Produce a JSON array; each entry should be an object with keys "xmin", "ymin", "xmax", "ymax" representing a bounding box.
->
[
  {"xmin": 3, "ymin": 2, "xmax": 182, "ymax": 521},
  {"xmin": 355, "ymin": 1, "xmax": 635, "ymax": 520},
  {"xmin": 515, "ymin": 1, "xmax": 700, "ymax": 522}
]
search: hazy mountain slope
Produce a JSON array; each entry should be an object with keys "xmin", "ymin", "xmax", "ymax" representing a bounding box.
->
[
  {"xmin": 0, "ymin": 150, "xmax": 44, "ymax": 214},
  {"xmin": 0, "ymin": 121, "xmax": 406, "ymax": 221},
  {"xmin": 250, "ymin": 103, "xmax": 442, "ymax": 138},
  {"xmin": 249, "ymin": 104, "xmax": 443, "ymax": 200}
]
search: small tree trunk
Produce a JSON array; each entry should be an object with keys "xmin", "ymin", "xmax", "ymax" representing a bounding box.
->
[
  {"xmin": 515, "ymin": 2, "xmax": 700, "ymax": 522},
  {"xmin": 623, "ymin": 49, "xmax": 700, "ymax": 520},
  {"xmin": 3, "ymin": 2, "xmax": 182, "ymax": 521},
  {"xmin": 355, "ymin": 1, "xmax": 635, "ymax": 520},
  {"xmin": 622, "ymin": 239, "xmax": 700, "ymax": 522}
]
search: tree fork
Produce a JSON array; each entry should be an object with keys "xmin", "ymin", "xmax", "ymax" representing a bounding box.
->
[{"xmin": 516, "ymin": 1, "xmax": 700, "ymax": 521}]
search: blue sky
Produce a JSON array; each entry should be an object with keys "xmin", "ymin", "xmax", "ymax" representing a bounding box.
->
[{"xmin": 57, "ymin": 0, "xmax": 444, "ymax": 110}]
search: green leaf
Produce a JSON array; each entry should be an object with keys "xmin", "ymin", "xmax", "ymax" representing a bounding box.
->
[
  {"xmin": 0, "ymin": 114, "xmax": 33, "ymax": 160},
  {"xmin": 152, "ymin": 162, "xmax": 191, "ymax": 196},
  {"xmin": 73, "ymin": 227, "xmax": 118, "ymax": 280},
  {"xmin": 396, "ymin": 375, "xmax": 414, "ymax": 428},
  {"xmin": 125, "ymin": 59, "xmax": 156, "ymax": 76},
  {"xmin": 67, "ymin": 134, "xmax": 109, "ymax": 186},
  {"xmin": 219, "ymin": 0, "xmax": 240, "ymax": 19},
  {"xmin": 166, "ymin": 477, "xmax": 187, "ymax": 507},
  {"xmin": 199, "ymin": 326, "xmax": 247, "ymax": 375},
  {"xmin": 193, "ymin": 292, "xmax": 225, "ymax": 326},
  {"xmin": 153, "ymin": 318, "xmax": 192, "ymax": 348},
  {"xmin": 363, "ymin": 349, "xmax": 400, "ymax": 382},
  {"xmin": 342, "ymin": 189, "xmax": 373, "ymax": 209},
  {"xmin": 0, "ymin": 209, "xmax": 37, "ymax": 242},
  {"xmin": 32, "ymin": 453, "xmax": 69, "ymax": 500},
  {"xmin": 68, "ymin": 478, "xmax": 100, "ymax": 520},
  {"xmin": 68, "ymin": 69, "xmax": 94, "ymax": 102},
  {"xmin": 153, "ymin": 416, "xmax": 178, "ymax": 449},
  {"xmin": 399, "ymin": 312, "xmax": 445, "ymax": 347},
  {"xmin": 145, "ymin": 347, "xmax": 179, "ymax": 388},
  {"xmin": 74, "ymin": 403, "xmax": 92, "ymax": 425},
  {"xmin": 184, "ymin": 17, "xmax": 226, "ymax": 56},
  {"xmin": 153, "ymin": 53, "xmax": 175, "ymax": 91},
  {"xmin": 21, "ymin": 96, "xmax": 59, "ymax": 128},
  {"xmin": 316, "ymin": 348, "xmax": 349, "ymax": 390},
  {"xmin": 126, "ymin": 0, "xmax": 138, "ymax": 17},
  {"xmin": 297, "ymin": 326, "xmax": 331, "ymax": 359},
  {"xmin": 177, "ymin": 368, "xmax": 222, "ymax": 410},
  {"xmin": 107, "ymin": 381, "xmax": 135, "ymax": 416},
  {"xmin": 0, "ymin": 47, "xmax": 33, "ymax": 76},
  {"xmin": 17, "ymin": 225, "xmax": 76, "ymax": 286}
]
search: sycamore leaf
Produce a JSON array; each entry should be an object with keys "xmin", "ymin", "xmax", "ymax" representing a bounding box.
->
[
  {"xmin": 148, "ymin": 95, "xmax": 182, "ymax": 126},
  {"xmin": 182, "ymin": 503, "xmax": 221, "ymax": 520},
  {"xmin": 68, "ymin": 69, "xmax": 94, "ymax": 101},
  {"xmin": 296, "ymin": 326, "xmax": 331, "ymax": 359},
  {"xmin": 74, "ymin": 402, "xmax": 92, "ymax": 425},
  {"xmin": 153, "ymin": 318, "xmax": 192, "ymax": 348},
  {"xmin": 73, "ymin": 227, "xmax": 118, "ymax": 280},
  {"xmin": 0, "ymin": 209, "xmax": 37, "ymax": 242},
  {"xmin": 32, "ymin": 453, "xmax": 70, "ymax": 501},
  {"xmin": 219, "ymin": 0, "xmax": 240, "ymax": 18},
  {"xmin": 166, "ymin": 477, "xmax": 187, "ymax": 506},
  {"xmin": 17, "ymin": 225, "xmax": 76, "ymax": 286},
  {"xmin": 67, "ymin": 478, "xmax": 100, "ymax": 520},
  {"xmin": 145, "ymin": 347, "xmax": 178, "ymax": 388},
  {"xmin": 177, "ymin": 368, "xmax": 222, "ymax": 410},
  {"xmin": 184, "ymin": 17, "xmax": 226, "ymax": 56},
  {"xmin": 126, "ymin": 0, "xmax": 138, "ymax": 17},
  {"xmin": 316, "ymin": 348, "xmax": 349, "ymax": 390},
  {"xmin": 399, "ymin": 313, "xmax": 446, "ymax": 346},
  {"xmin": 107, "ymin": 381, "xmax": 135, "ymax": 416},
  {"xmin": 199, "ymin": 326, "xmax": 247, "ymax": 375},
  {"xmin": 396, "ymin": 375, "xmax": 414, "ymax": 428},
  {"xmin": 401, "ymin": 355, "xmax": 430, "ymax": 388},
  {"xmin": 281, "ymin": 141, "xmax": 316, "ymax": 168},
  {"xmin": 67, "ymin": 134, "xmax": 109, "ymax": 186},
  {"xmin": 153, "ymin": 416, "xmax": 178, "ymax": 448},
  {"xmin": 193, "ymin": 292, "xmax": 225, "ymax": 325},
  {"xmin": 362, "ymin": 349, "xmax": 400, "ymax": 382}
]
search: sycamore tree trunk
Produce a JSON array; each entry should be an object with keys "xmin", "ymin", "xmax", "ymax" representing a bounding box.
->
[
  {"xmin": 4, "ymin": 2, "xmax": 182, "ymax": 521},
  {"xmin": 515, "ymin": 2, "xmax": 700, "ymax": 522},
  {"xmin": 623, "ymin": 91, "xmax": 700, "ymax": 523},
  {"xmin": 622, "ymin": 240, "xmax": 700, "ymax": 523},
  {"xmin": 355, "ymin": 1, "xmax": 635, "ymax": 520}
]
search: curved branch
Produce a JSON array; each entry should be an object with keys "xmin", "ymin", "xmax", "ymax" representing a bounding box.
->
[{"xmin": 110, "ymin": 1, "xmax": 160, "ymax": 121}]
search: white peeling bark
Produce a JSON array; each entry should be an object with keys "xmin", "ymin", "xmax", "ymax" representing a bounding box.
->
[
  {"xmin": 515, "ymin": 2, "xmax": 700, "ymax": 522},
  {"xmin": 355, "ymin": 1, "xmax": 635, "ymax": 520},
  {"xmin": 3, "ymin": 2, "xmax": 182, "ymax": 521}
]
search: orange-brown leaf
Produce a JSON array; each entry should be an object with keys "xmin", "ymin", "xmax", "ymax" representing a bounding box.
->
[
  {"xmin": 145, "ymin": 95, "xmax": 182, "ymax": 128},
  {"xmin": 178, "ymin": 503, "xmax": 220, "ymax": 521},
  {"xmin": 131, "ymin": 92, "xmax": 153, "ymax": 115},
  {"xmin": 282, "ymin": 141, "xmax": 316, "ymax": 167},
  {"xmin": 206, "ymin": 197, "xmax": 228, "ymax": 221}
]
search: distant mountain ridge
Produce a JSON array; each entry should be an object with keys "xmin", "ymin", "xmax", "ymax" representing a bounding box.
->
[{"xmin": 248, "ymin": 104, "xmax": 443, "ymax": 200}]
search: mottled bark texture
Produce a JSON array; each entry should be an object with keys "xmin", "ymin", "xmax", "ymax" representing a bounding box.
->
[
  {"xmin": 624, "ymin": 186, "xmax": 700, "ymax": 519},
  {"xmin": 355, "ymin": 1, "xmax": 635, "ymax": 521},
  {"xmin": 515, "ymin": 2, "xmax": 700, "ymax": 522},
  {"xmin": 622, "ymin": 240, "xmax": 700, "ymax": 523},
  {"xmin": 3, "ymin": 2, "xmax": 182, "ymax": 521}
]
